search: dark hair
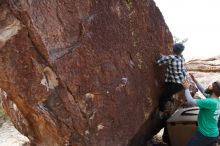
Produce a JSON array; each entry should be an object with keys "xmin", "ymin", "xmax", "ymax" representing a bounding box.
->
[
  {"xmin": 173, "ymin": 43, "xmax": 185, "ymax": 55},
  {"xmin": 212, "ymin": 81, "xmax": 220, "ymax": 97}
]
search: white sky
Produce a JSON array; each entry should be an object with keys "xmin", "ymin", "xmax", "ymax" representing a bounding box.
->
[{"xmin": 154, "ymin": 0, "xmax": 220, "ymax": 61}]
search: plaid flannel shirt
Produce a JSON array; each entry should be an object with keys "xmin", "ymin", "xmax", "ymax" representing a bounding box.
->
[{"xmin": 156, "ymin": 54, "xmax": 187, "ymax": 84}]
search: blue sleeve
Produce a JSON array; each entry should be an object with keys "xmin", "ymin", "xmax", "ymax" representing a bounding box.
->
[
  {"xmin": 195, "ymin": 82, "xmax": 205, "ymax": 96},
  {"xmin": 185, "ymin": 89, "xmax": 197, "ymax": 106}
]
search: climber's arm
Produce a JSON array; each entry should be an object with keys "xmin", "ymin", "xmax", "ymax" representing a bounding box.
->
[
  {"xmin": 189, "ymin": 73, "xmax": 206, "ymax": 96},
  {"xmin": 156, "ymin": 55, "xmax": 172, "ymax": 66},
  {"xmin": 182, "ymin": 80, "xmax": 197, "ymax": 106}
]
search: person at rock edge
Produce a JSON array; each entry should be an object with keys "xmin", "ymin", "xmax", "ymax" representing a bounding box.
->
[
  {"xmin": 182, "ymin": 75, "xmax": 220, "ymax": 146},
  {"xmin": 156, "ymin": 43, "xmax": 187, "ymax": 118}
]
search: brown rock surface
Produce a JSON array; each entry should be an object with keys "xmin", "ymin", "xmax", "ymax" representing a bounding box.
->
[
  {"xmin": 0, "ymin": 0, "xmax": 174, "ymax": 146},
  {"xmin": 186, "ymin": 56, "xmax": 220, "ymax": 72}
]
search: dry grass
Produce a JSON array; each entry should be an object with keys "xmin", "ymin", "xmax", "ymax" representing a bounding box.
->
[{"xmin": 0, "ymin": 104, "xmax": 8, "ymax": 126}]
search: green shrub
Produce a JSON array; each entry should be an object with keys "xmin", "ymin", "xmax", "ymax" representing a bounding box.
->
[
  {"xmin": 0, "ymin": 104, "xmax": 5, "ymax": 117},
  {"xmin": 0, "ymin": 104, "xmax": 8, "ymax": 125}
]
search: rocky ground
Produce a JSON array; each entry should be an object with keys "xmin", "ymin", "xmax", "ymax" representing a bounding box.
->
[{"xmin": 0, "ymin": 120, "xmax": 29, "ymax": 146}]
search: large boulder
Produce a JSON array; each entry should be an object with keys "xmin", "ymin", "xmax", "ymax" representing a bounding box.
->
[
  {"xmin": 0, "ymin": 0, "xmax": 173, "ymax": 146},
  {"xmin": 186, "ymin": 56, "xmax": 220, "ymax": 86}
]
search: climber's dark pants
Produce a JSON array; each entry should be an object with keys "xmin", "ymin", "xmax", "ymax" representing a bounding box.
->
[{"xmin": 159, "ymin": 82, "xmax": 184, "ymax": 112}]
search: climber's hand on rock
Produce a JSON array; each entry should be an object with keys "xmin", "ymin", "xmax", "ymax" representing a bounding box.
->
[
  {"xmin": 156, "ymin": 53, "xmax": 162, "ymax": 60},
  {"xmin": 182, "ymin": 80, "xmax": 190, "ymax": 89},
  {"xmin": 159, "ymin": 53, "xmax": 165, "ymax": 58}
]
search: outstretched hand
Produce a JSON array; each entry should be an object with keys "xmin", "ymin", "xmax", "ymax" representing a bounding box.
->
[
  {"xmin": 189, "ymin": 73, "xmax": 197, "ymax": 83},
  {"xmin": 182, "ymin": 80, "xmax": 190, "ymax": 89}
]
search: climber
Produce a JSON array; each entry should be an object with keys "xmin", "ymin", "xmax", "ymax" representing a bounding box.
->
[
  {"xmin": 156, "ymin": 43, "xmax": 187, "ymax": 118},
  {"xmin": 182, "ymin": 76, "xmax": 220, "ymax": 146}
]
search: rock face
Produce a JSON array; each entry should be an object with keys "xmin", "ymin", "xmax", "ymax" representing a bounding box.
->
[
  {"xmin": 0, "ymin": 0, "xmax": 173, "ymax": 146},
  {"xmin": 186, "ymin": 56, "xmax": 220, "ymax": 87}
]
